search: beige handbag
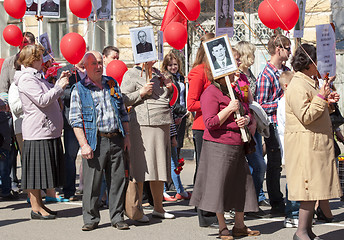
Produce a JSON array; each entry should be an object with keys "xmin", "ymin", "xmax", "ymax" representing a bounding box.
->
[{"xmin": 125, "ymin": 178, "xmax": 144, "ymax": 220}]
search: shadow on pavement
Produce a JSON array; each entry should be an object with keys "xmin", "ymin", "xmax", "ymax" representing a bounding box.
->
[
  {"xmin": 320, "ymin": 228, "xmax": 344, "ymax": 239},
  {"xmin": 0, "ymin": 218, "xmax": 30, "ymax": 227}
]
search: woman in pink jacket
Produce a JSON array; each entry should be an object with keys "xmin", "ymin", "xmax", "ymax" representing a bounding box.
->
[{"xmin": 14, "ymin": 44, "xmax": 70, "ymax": 219}]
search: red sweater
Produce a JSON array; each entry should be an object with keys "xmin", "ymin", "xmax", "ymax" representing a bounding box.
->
[
  {"xmin": 200, "ymin": 84, "xmax": 253, "ymax": 146},
  {"xmin": 187, "ymin": 64, "xmax": 211, "ymax": 130}
]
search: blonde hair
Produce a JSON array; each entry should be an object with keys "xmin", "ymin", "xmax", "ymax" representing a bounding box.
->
[
  {"xmin": 268, "ymin": 34, "xmax": 291, "ymax": 56},
  {"xmin": 17, "ymin": 44, "xmax": 44, "ymax": 67},
  {"xmin": 236, "ymin": 41, "xmax": 256, "ymax": 69},
  {"xmin": 279, "ymin": 71, "xmax": 294, "ymax": 91}
]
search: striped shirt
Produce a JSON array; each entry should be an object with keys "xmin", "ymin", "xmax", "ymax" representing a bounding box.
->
[
  {"xmin": 255, "ymin": 62, "xmax": 290, "ymax": 124},
  {"xmin": 69, "ymin": 77, "xmax": 129, "ymax": 132}
]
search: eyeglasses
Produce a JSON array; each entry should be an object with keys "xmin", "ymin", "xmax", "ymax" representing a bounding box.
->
[{"xmin": 280, "ymin": 46, "xmax": 291, "ymax": 52}]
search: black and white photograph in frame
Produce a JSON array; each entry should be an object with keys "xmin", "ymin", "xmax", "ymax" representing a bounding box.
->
[
  {"xmin": 41, "ymin": 0, "xmax": 60, "ymax": 17},
  {"xmin": 203, "ymin": 35, "xmax": 237, "ymax": 79},
  {"xmin": 216, "ymin": 0, "xmax": 234, "ymax": 37},
  {"xmin": 293, "ymin": 0, "xmax": 306, "ymax": 38},
  {"xmin": 96, "ymin": 0, "xmax": 112, "ymax": 21},
  {"xmin": 82, "ymin": 0, "xmax": 111, "ymax": 21},
  {"xmin": 39, "ymin": 33, "xmax": 54, "ymax": 63},
  {"xmin": 129, "ymin": 26, "xmax": 157, "ymax": 64},
  {"xmin": 25, "ymin": 0, "xmax": 38, "ymax": 16},
  {"xmin": 157, "ymin": 30, "xmax": 164, "ymax": 61}
]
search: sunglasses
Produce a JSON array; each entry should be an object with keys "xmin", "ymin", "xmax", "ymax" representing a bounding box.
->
[{"xmin": 280, "ymin": 46, "xmax": 291, "ymax": 52}]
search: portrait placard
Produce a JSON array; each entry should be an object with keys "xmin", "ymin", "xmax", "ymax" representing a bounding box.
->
[
  {"xmin": 129, "ymin": 26, "xmax": 157, "ymax": 64},
  {"xmin": 216, "ymin": 0, "xmax": 234, "ymax": 37},
  {"xmin": 157, "ymin": 30, "xmax": 164, "ymax": 61},
  {"xmin": 293, "ymin": 0, "xmax": 306, "ymax": 38},
  {"xmin": 203, "ymin": 35, "xmax": 238, "ymax": 79},
  {"xmin": 41, "ymin": 0, "xmax": 60, "ymax": 18},
  {"xmin": 316, "ymin": 24, "xmax": 336, "ymax": 78},
  {"xmin": 39, "ymin": 32, "xmax": 54, "ymax": 63},
  {"xmin": 25, "ymin": 0, "xmax": 38, "ymax": 16}
]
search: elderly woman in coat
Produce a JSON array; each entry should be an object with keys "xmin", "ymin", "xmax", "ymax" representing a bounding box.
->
[
  {"xmin": 285, "ymin": 44, "xmax": 342, "ymax": 240},
  {"xmin": 120, "ymin": 61, "xmax": 175, "ymax": 221}
]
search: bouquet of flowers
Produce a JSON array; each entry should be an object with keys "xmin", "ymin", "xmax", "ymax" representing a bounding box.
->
[
  {"xmin": 174, "ymin": 158, "xmax": 185, "ymax": 175},
  {"xmin": 44, "ymin": 62, "xmax": 62, "ymax": 84}
]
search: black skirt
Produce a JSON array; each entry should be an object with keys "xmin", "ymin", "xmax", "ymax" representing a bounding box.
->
[{"xmin": 21, "ymin": 138, "xmax": 64, "ymax": 189}]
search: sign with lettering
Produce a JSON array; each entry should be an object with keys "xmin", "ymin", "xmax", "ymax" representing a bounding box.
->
[{"xmin": 316, "ymin": 24, "xmax": 336, "ymax": 78}]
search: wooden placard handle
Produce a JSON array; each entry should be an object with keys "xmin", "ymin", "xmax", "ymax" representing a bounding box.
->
[
  {"xmin": 144, "ymin": 62, "xmax": 152, "ymax": 83},
  {"xmin": 224, "ymin": 75, "xmax": 249, "ymax": 142}
]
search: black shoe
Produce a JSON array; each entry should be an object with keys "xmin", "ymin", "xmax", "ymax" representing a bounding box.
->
[
  {"xmin": 112, "ymin": 221, "xmax": 129, "ymax": 230},
  {"xmin": 245, "ymin": 208, "xmax": 269, "ymax": 219},
  {"xmin": 82, "ymin": 222, "xmax": 99, "ymax": 231},
  {"xmin": 258, "ymin": 199, "xmax": 271, "ymax": 207},
  {"xmin": 42, "ymin": 206, "xmax": 58, "ymax": 216},
  {"xmin": 31, "ymin": 211, "xmax": 56, "ymax": 220}
]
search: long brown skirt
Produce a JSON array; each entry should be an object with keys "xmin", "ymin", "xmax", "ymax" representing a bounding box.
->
[{"xmin": 190, "ymin": 140, "xmax": 258, "ymax": 213}]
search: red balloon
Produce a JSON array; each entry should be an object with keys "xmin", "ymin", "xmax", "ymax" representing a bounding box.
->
[
  {"xmin": 175, "ymin": 0, "xmax": 201, "ymax": 21},
  {"xmin": 0, "ymin": 58, "xmax": 5, "ymax": 75},
  {"xmin": 60, "ymin": 33, "xmax": 86, "ymax": 65},
  {"xmin": 258, "ymin": 0, "xmax": 280, "ymax": 30},
  {"xmin": 106, "ymin": 60, "xmax": 128, "ymax": 86},
  {"xmin": 170, "ymin": 83, "xmax": 179, "ymax": 107},
  {"xmin": 164, "ymin": 22, "xmax": 188, "ymax": 50},
  {"xmin": 69, "ymin": 0, "xmax": 93, "ymax": 19},
  {"xmin": 4, "ymin": 0, "xmax": 26, "ymax": 19},
  {"xmin": 274, "ymin": 0, "xmax": 299, "ymax": 31},
  {"xmin": 3, "ymin": 25, "xmax": 23, "ymax": 47}
]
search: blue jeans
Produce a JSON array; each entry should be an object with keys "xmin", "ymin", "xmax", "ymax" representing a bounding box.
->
[
  {"xmin": 265, "ymin": 124, "xmax": 284, "ymax": 209},
  {"xmin": 0, "ymin": 148, "xmax": 11, "ymax": 196},
  {"xmin": 164, "ymin": 146, "xmax": 184, "ymax": 194},
  {"xmin": 285, "ymin": 185, "xmax": 300, "ymax": 219},
  {"xmin": 63, "ymin": 127, "xmax": 80, "ymax": 198},
  {"xmin": 246, "ymin": 131, "xmax": 267, "ymax": 202}
]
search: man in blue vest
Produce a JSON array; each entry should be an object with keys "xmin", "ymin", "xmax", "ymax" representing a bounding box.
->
[{"xmin": 69, "ymin": 51, "xmax": 130, "ymax": 231}]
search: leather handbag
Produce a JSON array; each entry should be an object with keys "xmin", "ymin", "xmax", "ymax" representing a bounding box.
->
[
  {"xmin": 330, "ymin": 103, "xmax": 344, "ymax": 129},
  {"xmin": 125, "ymin": 178, "xmax": 144, "ymax": 220},
  {"xmin": 244, "ymin": 135, "xmax": 256, "ymax": 155}
]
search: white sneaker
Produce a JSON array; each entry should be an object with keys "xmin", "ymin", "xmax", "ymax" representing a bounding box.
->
[
  {"xmin": 136, "ymin": 215, "xmax": 149, "ymax": 223},
  {"xmin": 152, "ymin": 210, "xmax": 175, "ymax": 219},
  {"xmin": 283, "ymin": 217, "xmax": 299, "ymax": 228}
]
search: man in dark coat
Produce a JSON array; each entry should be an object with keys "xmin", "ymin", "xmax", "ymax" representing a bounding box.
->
[{"xmin": 136, "ymin": 31, "xmax": 153, "ymax": 54}]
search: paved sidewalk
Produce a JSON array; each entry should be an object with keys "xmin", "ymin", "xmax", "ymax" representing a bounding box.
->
[{"xmin": 1, "ymin": 158, "xmax": 344, "ymax": 240}]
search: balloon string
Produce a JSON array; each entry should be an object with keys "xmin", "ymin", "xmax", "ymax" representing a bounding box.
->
[
  {"xmin": 265, "ymin": 0, "xmax": 289, "ymax": 32},
  {"xmin": 233, "ymin": 8, "xmax": 269, "ymax": 63},
  {"xmin": 170, "ymin": 0, "xmax": 190, "ymax": 21}
]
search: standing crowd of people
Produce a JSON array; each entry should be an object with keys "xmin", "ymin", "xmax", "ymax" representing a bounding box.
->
[{"xmin": 0, "ymin": 31, "xmax": 342, "ymax": 240}]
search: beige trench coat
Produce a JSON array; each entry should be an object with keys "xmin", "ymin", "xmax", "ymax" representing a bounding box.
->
[{"xmin": 285, "ymin": 71, "xmax": 342, "ymax": 201}]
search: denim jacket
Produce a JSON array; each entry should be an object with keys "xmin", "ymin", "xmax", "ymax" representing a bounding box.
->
[{"xmin": 73, "ymin": 76, "xmax": 126, "ymax": 151}]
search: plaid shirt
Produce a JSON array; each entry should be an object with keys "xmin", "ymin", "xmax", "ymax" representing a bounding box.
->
[
  {"xmin": 69, "ymin": 77, "xmax": 129, "ymax": 132},
  {"xmin": 255, "ymin": 62, "xmax": 290, "ymax": 124}
]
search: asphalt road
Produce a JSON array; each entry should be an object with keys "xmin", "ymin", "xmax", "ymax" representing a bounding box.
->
[{"xmin": 1, "ymin": 154, "xmax": 344, "ymax": 240}]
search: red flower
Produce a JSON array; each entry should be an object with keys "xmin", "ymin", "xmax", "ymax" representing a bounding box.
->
[{"xmin": 44, "ymin": 63, "xmax": 62, "ymax": 79}]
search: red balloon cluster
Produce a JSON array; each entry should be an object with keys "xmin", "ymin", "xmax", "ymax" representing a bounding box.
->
[
  {"xmin": 3, "ymin": 25, "xmax": 23, "ymax": 47},
  {"xmin": 60, "ymin": 33, "xmax": 86, "ymax": 65},
  {"xmin": 69, "ymin": 0, "xmax": 93, "ymax": 19},
  {"xmin": 106, "ymin": 60, "xmax": 128, "ymax": 86},
  {"xmin": 164, "ymin": 0, "xmax": 201, "ymax": 50},
  {"xmin": 4, "ymin": 0, "xmax": 26, "ymax": 19},
  {"xmin": 258, "ymin": 0, "xmax": 299, "ymax": 31}
]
